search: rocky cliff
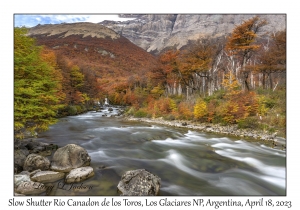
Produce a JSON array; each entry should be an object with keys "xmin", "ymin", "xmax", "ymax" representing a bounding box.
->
[{"xmin": 100, "ymin": 14, "xmax": 286, "ymax": 54}]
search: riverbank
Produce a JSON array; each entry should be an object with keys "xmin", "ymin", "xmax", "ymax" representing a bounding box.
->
[
  {"xmin": 124, "ymin": 116, "xmax": 286, "ymax": 149},
  {"xmin": 16, "ymin": 109, "xmax": 286, "ymax": 195}
]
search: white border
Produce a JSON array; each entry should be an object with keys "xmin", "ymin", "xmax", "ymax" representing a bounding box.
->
[{"xmin": 3, "ymin": 0, "xmax": 298, "ymax": 209}]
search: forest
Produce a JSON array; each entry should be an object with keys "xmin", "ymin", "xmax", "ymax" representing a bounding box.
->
[{"xmin": 14, "ymin": 16, "xmax": 286, "ymax": 139}]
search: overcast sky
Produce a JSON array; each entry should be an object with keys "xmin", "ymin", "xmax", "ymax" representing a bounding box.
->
[{"xmin": 14, "ymin": 14, "xmax": 136, "ymax": 28}]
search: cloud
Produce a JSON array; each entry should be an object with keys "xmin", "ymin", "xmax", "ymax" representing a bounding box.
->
[{"xmin": 14, "ymin": 15, "xmax": 135, "ymax": 28}]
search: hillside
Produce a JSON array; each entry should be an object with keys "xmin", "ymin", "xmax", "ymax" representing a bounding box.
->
[
  {"xmin": 28, "ymin": 22, "xmax": 158, "ymax": 96},
  {"xmin": 28, "ymin": 22, "xmax": 158, "ymax": 74}
]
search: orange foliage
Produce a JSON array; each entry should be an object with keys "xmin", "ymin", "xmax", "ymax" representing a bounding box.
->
[
  {"xmin": 221, "ymin": 91, "xmax": 258, "ymax": 124},
  {"xmin": 39, "ymin": 47, "xmax": 66, "ymax": 103},
  {"xmin": 225, "ymin": 16, "xmax": 267, "ymax": 56},
  {"xmin": 177, "ymin": 101, "xmax": 193, "ymax": 120},
  {"xmin": 143, "ymin": 97, "xmax": 177, "ymax": 118}
]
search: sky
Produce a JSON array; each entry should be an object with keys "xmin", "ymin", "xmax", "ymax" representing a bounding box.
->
[{"xmin": 14, "ymin": 14, "xmax": 136, "ymax": 28}]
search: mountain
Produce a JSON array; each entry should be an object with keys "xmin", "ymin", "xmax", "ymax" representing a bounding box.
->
[
  {"xmin": 28, "ymin": 22, "xmax": 158, "ymax": 97},
  {"xmin": 28, "ymin": 22, "xmax": 158, "ymax": 77},
  {"xmin": 100, "ymin": 14, "xmax": 286, "ymax": 54}
]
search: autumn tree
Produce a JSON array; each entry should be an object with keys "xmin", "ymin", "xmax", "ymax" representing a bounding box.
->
[
  {"xmin": 179, "ymin": 38, "xmax": 224, "ymax": 96},
  {"xmin": 220, "ymin": 72, "xmax": 258, "ymax": 123},
  {"xmin": 14, "ymin": 27, "xmax": 63, "ymax": 138},
  {"xmin": 154, "ymin": 38, "xmax": 224, "ymax": 98},
  {"xmin": 39, "ymin": 47, "xmax": 65, "ymax": 102},
  {"xmin": 150, "ymin": 50, "xmax": 185, "ymax": 97},
  {"xmin": 226, "ymin": 16, "xmax": 267, "ymax": 91},
  {"xmin": 255, "ymin": 30, "xmax": 286, "ymax": 90},
  {"xmin": 194, "ymin": 98, "xmax": 207, "ymax": 121},
  {"xmin": 179, "ymin": 39, "xmax": 214, "ymax": 93},
  {"xmin": 81, "ymin": 68, "xmax": 100, "ymax": 102}
]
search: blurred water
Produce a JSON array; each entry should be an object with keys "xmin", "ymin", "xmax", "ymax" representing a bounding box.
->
[{"xmin": 36, "ymin": 107, "xmax": 286, "ymax": 196}]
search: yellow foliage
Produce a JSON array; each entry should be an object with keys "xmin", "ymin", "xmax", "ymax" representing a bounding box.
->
[
  {"xmin": 194, "ymin": 99, "xmax": 207, "ymax": 120},
  {"xmin": 221, "ymin": 102, "xmax": 239, "ymax": 123},
  {"xmin": 222, "ymin": 72, "xmax": 241, "ymax": 98},
  {"xmin": 150, "ymin": 85, "xmax": 164, "ymax": 98},
  {"xmin": 169, "ymin": 99, "xmax": 177, "ymax": 112},
  {"xmin": 257, "ymin": 95, "xmax": 269, "ymax": 116}
]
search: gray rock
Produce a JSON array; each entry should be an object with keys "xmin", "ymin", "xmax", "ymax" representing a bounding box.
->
[
  {"xmin": 31, "ymin": 171, "xmax": 65, "ymax": 183},
  {"xmin": 25, "ymin": 141, "xmax": 42, "ymax": 150},
  {"xmin": 15, "ymin": 181, "xmax": 47, "ymax": 195},
  {"xmin": 14, "ymin": 149, "xmax": 29, "ymax": 173},
  {"xmin": 29, "ymin": 169, "xmax": 41, "ymax": 177},
  {"xmin": 98, "ymin": 165, "xmax": 106, "ymax": 169},
  {"xmin": 19, "ymin": 171, "xmax": 30, "ymax": 176},
  {"xmin": 65, "ymin": 166, "xmax": 94, "ymax": 183},
  {"xmin": 26, "ymin": 141, "xmax": 58, "ymax": 155},
  {"xmin": 23, "ymin": 154, "xmax": 50, "ymax": 172},
  {"xmin": 117, "ymin": 169, "xmax": 161, "ymax": 196},
  {"xmin": 14, "ymin": 174, "xmax": 31, "ymax": 188},
  {"xmin": 50, "ymin": 144, "xmax": 91, "ymax": 172},
  {"xmin": 206, "ymin": 127, "xmax": 213, "ymax": 132},
  {"xmin": 14, "ymin": 138, "xmax": 27, "ymax": 148}
]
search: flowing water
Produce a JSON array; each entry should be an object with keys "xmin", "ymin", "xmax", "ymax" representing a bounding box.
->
[{"xmin": 36, "ymin": 107, "xmax": 286, "ymax": 196}]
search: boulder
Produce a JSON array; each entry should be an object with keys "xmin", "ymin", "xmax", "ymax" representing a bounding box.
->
[
  {"xmin": 25, "ymin": 141, "xmax": 58, "ymax": 156},
  {"xmin": 19, "ymin": 171, "xmax": 30, "ymax": 176},
  {"xmin": 65, "ymin": 166, "xmax": 94, "ymax": 183},
  {"xmin": 14, "ymin": 139, "xmax": 30, "ymax": 150},
  {"xmin": 31, "ymin": 171, "xmax": 65, "ymax": 183},
  {"xmin": 117, "ymin": 169, "xmax": 161, "ymax": 196},
  {"xmin": 14, "ymin": 149, "xmax": 29, "ymax": 173},
  {"xmin": 29, "ymin": 169, "xmax": 42, "ymax": 177},
  {"xmin": 14, "ymin": 174, "xmax": 31, "ymax": 188},
  {"xmin": 23, "ymin": 154, "xmax": 50, "ymax": 172},
  {"xmin": 15, "ymin": 181, "xmax": 47, "ymax": 195},
  {"xmin": 50, "ymin": 144, "xmax": 91, "ymax": 172}
]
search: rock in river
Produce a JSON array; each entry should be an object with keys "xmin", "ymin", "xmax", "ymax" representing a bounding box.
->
[
  {"xmin": 65, "ymin": 166, "xmax": 94, "ymax": 183},
  {"xmin": 31, "ymin": 171, "xmax": 65, "ymax": 183},
  {"xmin": 14, "ymin": 173, "xmax": 31, "ymax": 188},
  {"xmin": 23, "ymin": 154, "xmax": 50, "ymax": 172},
  {"xmin": 50, "ymin": 144, "xmax": 91, "ymax": 172},
  {"xmin": 117, "ymin": 169, "xmax": 161, "ymax": 196},
  {"xmin": 14, "ymin": 149, "xmax": 29, "ymax": 173},
  {"xmin": 15, "ymin": 181, "xmax": 47, "ymax": 195}
]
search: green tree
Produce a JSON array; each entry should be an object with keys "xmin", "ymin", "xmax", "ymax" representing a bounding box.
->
[{"xmin": 14, "ymin": 27, "xmax": 62, "ymax": 138}]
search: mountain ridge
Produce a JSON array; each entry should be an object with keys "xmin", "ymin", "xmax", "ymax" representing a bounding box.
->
[
  {"xmin": 28, "ymin": 22, "xmax": 158, "ymax": 97},
  {"xmin": 28, "ymin": 22, "xmax": 157, "ymax": 74},
  {"xmin": 100, "ymin": 14, "xmax": 286, "ymax": 54}
]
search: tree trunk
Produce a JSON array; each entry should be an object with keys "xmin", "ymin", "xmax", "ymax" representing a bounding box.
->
[
  {"xmin": 244, "ymin": 72, "xmax": 250, "ymax": 91},
  {"xmin": 269, "ymin": 73, "xmax": 273, "ymax": 90},
  {"xmin": 262, "ymin": 73, "xmax": 266, "ymax": 89}
]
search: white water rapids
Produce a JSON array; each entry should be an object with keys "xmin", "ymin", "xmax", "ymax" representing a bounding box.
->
[{"xmin": 36, "ymin": 107, "xmax": 286, "ymax": 196}]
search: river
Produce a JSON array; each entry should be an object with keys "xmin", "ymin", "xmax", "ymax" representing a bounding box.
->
[{"xmin": 36, "ymin": 106, "xmax": 286, "ymax": 196}]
